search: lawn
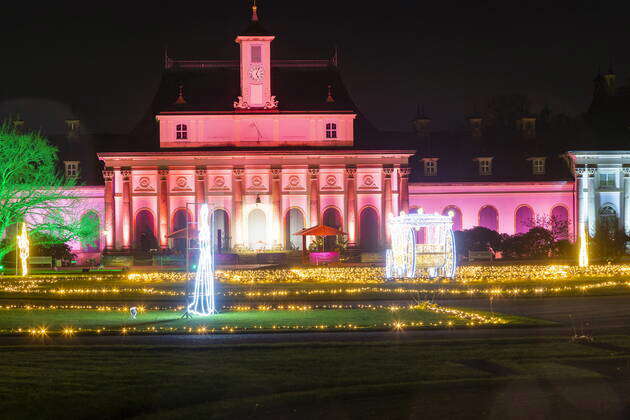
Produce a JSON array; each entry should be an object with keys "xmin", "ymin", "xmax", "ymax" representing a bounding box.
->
[
  {"xmin": 0, "ymin": 336, "xmax": 628, "ymax": 419},
  {"xmin": 0, "ymin": 304, "xmax": 539, "ymax": 335}
]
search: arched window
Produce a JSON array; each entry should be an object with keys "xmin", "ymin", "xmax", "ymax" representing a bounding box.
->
[
  {"xmin": 442, "ymin": 206, "xmax": 463, "ymax": 231},
  {"xmin": 80, "ymin": 211, "xmax": 100, "ymax": 252},
  {"xmin": 515, "ymin": 205, "xmax": 534, "ymax": 234},
  {"xmin": 135, "ymin": 210, "xmax": 156, "ymax": 251},
  {"xmin": 551, "ymin": 205, "xmax": 569, "ymax": 240},
  {"xmin": 213, "ymin": 209, "xmax": 229, "ymax": 252},
  {"xmin": 176, "ymin": 124, "xmax": 188, "ymax": 140},
  {"xmin": 599, "ymin": 204, "xmax": 617, "ymax": 235},
  {"xmin": 172, "ymin": 209, "xmax": 191, "ymax": 252},
  {"xmin": 359, "ymin": 207, "xmax": 379, "ymax": 251},
  {"xmin": 478, "ymin": 205, "xmax": 498, "ymax": 231},
  {"xmin": 285, "ymin": 208, "xmax": 305, "ymax": 250},
  {"xmin": 322, "ymin": 207, "xmax": 343, "ymax": 250},
  {"xmin": 248, "ymin": 209, "xmax": 266, "ymax": 249}
]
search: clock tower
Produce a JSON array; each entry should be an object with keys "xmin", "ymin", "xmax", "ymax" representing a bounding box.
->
[{"xmin": 234, "ymin": 2, "xmax": 277, "ymax": 110}]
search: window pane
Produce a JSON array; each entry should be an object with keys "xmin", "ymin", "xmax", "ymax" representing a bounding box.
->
[{"xmin": 251, "ymin": 46, "xmax": 261, "ymax": 63}]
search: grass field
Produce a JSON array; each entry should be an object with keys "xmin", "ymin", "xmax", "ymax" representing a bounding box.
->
[
  {"xmin": 0, "ymin": 336, "xmax": 628, "ymax": 419},
  {"xmin": 0, "ymin": 304, "xmax": 541, "ymax": 335}
]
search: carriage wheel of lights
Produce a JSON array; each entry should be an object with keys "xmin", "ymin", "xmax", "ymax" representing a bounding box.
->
[
  {"xmin": 386, "ymin": 210, "xmax": 456, "ymax": 280},
  {"xmin": 186, "ymin": 203, "xmax": 216, "ymax": 316}
]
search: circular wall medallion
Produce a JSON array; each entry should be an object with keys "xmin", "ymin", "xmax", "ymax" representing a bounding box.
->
[
  {"xmin": 251, "ymin": 175, "xmax": 263, "ymax": 187},
  {"xmin": 326, "ymin": 175, "xmax": 337, "ymax": 186},
  {"xmin": 363, "ymin": 175, "xmax": 375, "ymax": 186},
  {"xmin": 138, "ymin": 177, "xmax": 151, "ymax": 188},
  {"xmin": 288, "ymin": 175, "xmax": 300, "ymax": 187},
  {"xmin": 214, "ymin": 176, "xmax": 225, "ymax": 187},
  {"xmin": 176, "ymin": 176, "xmax": 188, "ymax": 188}
]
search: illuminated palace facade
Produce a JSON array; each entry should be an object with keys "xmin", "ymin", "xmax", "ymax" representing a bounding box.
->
[
  {"xmin": 96, "ymin": 9, "xmax": 414, "ymax": 256},
  {"xmin": 56, "ymin": 7, "xmax": 630, "ymax": 263}
]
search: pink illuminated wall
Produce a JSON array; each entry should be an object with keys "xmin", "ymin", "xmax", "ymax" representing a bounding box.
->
[{"xmin": 409, "ymin": 181, "xmax": 575, "ymax": 238}]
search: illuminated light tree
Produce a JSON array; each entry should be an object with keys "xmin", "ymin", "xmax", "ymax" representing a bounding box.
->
[
  {"xmin": 187, "ymin": 203, "xmax": 216, "ymax": 316},
  {"xmin": 0, "ymin": 123, "xmax": 97, "ymax": 264},
  {"xmin": 17, "ymin": 224, "xmax": 29, "ymax": 276}
]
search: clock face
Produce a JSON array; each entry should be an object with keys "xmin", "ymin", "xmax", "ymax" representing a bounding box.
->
[{"xmin": 249, "ymin": 66, "xmax": 264, "ymax": 82}]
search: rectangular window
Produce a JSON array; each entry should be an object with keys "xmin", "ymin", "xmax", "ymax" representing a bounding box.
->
[
  {"xmin": 532, "ymin": 158, "xmax": 545, "ymax": 175},
  {"xmin": 64, "ymin": 161, "xmax": 79, "ymax": 178},
  {"xmin": 325, "ymin": 122, "xmax": 337, "ymax": 139},
  {"xmin": 599, "ymin": 173, "xmax": 615, "ymax": 188},
  {"xmin": 251, "ymin": 46, "xmax": 261, "ymax": 63},
  {"xmin": 424, "ymin": 160, "xmax": 437, "ymax": 176},
  {"xmin": 176, "ymin": 123, "xmax": 188, "ymax": 140},
  {"xmin": 479, "ymin": 158, "xmax": 492, "ymax": 176}
]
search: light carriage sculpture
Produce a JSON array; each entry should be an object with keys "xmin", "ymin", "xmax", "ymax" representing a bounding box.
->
[{"xmin": 386, "ymin": 210, "xmax": 457, "ymax": 279}]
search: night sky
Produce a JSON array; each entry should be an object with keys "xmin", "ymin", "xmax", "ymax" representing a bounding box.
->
[{"xmin": 0, "ymin": 0, "xmax": 627, "ymax": 136}]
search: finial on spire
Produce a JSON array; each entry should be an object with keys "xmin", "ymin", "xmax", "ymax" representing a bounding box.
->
[
  {"xmin": 252, "ymin": 0, "xmax": 259, "ymax": 22},
  {"xmin": 174, "ymin": 84, "xmax": 187, "ymax": 105},
  {"xmin": 326, "ymin": 85, "xmax": 335, "ymax": 103}
]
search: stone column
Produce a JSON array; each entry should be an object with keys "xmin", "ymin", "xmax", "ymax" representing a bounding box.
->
[
  {"xmin": 195, "ymin": 166, "xmax": 207, "ymax": 222},
  {"xmin": 345, "ymin": 165, "xmax": 357, "ymax": 247},
  {"xmin": 308, "ymin": 166, "xmax": 320, "ymax": 227},
  {"xmin": 382, "ymin": 166, "xmax": 394, "ymax": 245},
  {"xmin": 587, "ymin": 168, "xmax": 597, "ymax": 237},
  {"xmin": 232, "ymin": 167, "xmax": 244, "ymax": 246},
  {"xmin": 576, "ymin": 168, "xmax": 587, "ymax": 241},
  {"xmin": 158, "ymin": 168, "xmax": 169, "ymax": 249},
  {"xmin": 121, "ymin": 168, "xmax": 132, "ymax": 250},
  {"xmin": 103, "ymin": 168, "xmax": 115, "ymax": 251},
  {"xmin": 398, "ymin": 166, "xmax": 410, "ymax": 214},
  {"xmin": 271, "ymin": 167, "xmax": 282, "ymax": 247},
  {"xmin": 624, "ymin": 167, "xmax": 630, "ymax": 235}
]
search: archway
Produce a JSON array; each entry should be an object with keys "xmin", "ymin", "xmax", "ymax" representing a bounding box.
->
[
  {"xmin": 248, "ymin": 209, "xmax": 266, "ymax": 249},
  {"xmin": 515, "ymin": 205, "xmax": 534, "ymax": 234},
  {"xmin": 172, "ymin": 209, "xmax": 191, "ymax": 252},
  {"xmin": 213, "ymin": 209, "xmax": 229, "ymax": 252},
  {"xmin": 359, "ymin": 207, "xmax": 379, "ymax": 250},
  {"xmin": 80, "ymin": 211, "xmax": 100, "ymax": 252},
  {"xmin": 551, "ymin": 205, "xmax": 569, "ymax": 239},
  {"xmin": 135, "ymin": 210, "xmax": 156, "ymax": 251},
  {"xmin": 442, "ymin": 206, "xmax": 463, "ymax": 231},
  {"xmin": 322, "ymin": 207, "xmax": 342, "ymax": 250},
  {"xmin": 285, "ymin": 208, "xmax": 305, "ymax": 250},
  {"xmin": 478, "ymin": 205, "xmax": 498, "ymax": 231}
]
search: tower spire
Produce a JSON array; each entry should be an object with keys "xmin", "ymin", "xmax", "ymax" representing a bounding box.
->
[{"xmin": 251, "ymin": 0, "xmax": 259, "ymax": 22}]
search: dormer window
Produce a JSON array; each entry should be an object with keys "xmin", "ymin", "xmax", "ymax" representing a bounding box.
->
[
  {"xmin": 325, "ymin": 123, "xmax": 337, "ymax": 139},
  {"xmin": 176, "ymin": 124, "xmax": 188, "ymax": 140},
  {"xmin": 422, "ymin": 158, "xmax": 438, "ymax": 176},
  {"xmin": 476, "ymin": 157, "xmax": 493, "ymax": 176},
  {"xmin": 532, "ymin": 157, "xmax": 546, "ymax": 175},
  {"xmin": 64, "ymin": 161, "xmax": 79, "ymax": 178}
]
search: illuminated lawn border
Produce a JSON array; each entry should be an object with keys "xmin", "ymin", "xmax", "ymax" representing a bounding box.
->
[{"xmin": 0, "ymin": 303, "xmax": 546, "ymax": 337}]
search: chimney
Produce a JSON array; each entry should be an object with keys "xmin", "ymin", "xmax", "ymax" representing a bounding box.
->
[
  {"xmin": 412, "ymin": 105, "xmax": 431, "ymax": 138},
  {"xmin": 466, "ymin": 113, "xmax": 483, "ymax": 137},
  {"xmin": 516, "ymin": 115, "xmax": 536, "ymax": 139},
  {"xmin": 65, "ymin": 119, "xmax": 80, "ymax": 140}
]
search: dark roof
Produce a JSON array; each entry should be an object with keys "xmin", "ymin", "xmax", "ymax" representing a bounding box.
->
[
  {"xmin": 240, "ymin": 18, "xmax": 270, "ymax": 36},
  {"xmin": 129, "ymin": 62, "xmax": 380, "ymax": 151},
  {"xmin": 382, "ymin": 127, "xmax": 574, "ymax": 183}
]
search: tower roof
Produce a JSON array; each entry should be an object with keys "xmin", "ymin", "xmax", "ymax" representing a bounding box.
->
[{"xmin": 240, "ymin": 1, "xmax": 270, "ymax": 36}]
